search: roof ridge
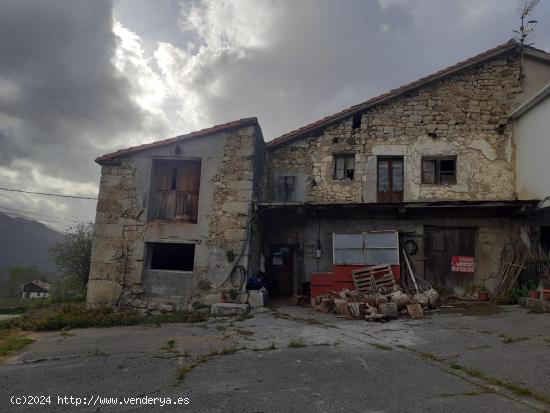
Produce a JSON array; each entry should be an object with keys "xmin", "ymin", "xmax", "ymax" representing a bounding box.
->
[
  {"xmin": 267, "ymin": 39, "xmax": 525, "ymax": 149},
  {"xmin": 96, "ymin": 117, "xmax": 259, "ymax": 164}
]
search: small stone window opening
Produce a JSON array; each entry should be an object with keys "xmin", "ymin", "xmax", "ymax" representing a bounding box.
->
[
  {"xmin": 334, "ymin": 154, "xmax": 355, "ymax": 180},
  {"xmin": 352, "ymin": 113, "xmax": 362, "ymax": 129},
  {"xmin": 277, "ymin": 176, "xmax": 296, "ymax": 202},
  {"xmin": 149, "ymin": 242, "xmax": 195, "ymax": 271},
  {"xmin": 422, "ymin": 157, "xmax": 456, "ymax": 185}
]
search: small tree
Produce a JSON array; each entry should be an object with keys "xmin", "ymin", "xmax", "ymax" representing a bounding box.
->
[{"xmin": 50, "ymin": 222, "xmax": 94, "ymax": 291}]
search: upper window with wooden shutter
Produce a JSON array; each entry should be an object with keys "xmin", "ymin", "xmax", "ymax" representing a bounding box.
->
[{"xmin": 151, "ymin": 159, "xmax": 201, "ymax": 223}]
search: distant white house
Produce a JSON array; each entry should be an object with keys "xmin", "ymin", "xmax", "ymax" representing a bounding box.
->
[{"xmin": 22, "ymin": 280, "xmax": 51, "ymax": 299}]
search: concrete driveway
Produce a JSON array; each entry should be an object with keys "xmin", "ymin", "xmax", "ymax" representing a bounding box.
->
[{"xmin": 1, "ymin": 303, "xmax": 549, "ymax": 412}]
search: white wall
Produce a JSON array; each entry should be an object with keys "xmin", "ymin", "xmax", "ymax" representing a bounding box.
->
[
  {"xmin": 23, "ymin": 291, "xmax": 50, "ymax": 299},
  {"xmin": 516, "ymin": 96, "xmax": 550, "ymax": 201}
]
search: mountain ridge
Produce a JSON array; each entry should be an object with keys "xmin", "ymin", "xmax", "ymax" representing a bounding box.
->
[{"xmin": 0, "ymin": 211, "xmax": 64, "ymax": 276}]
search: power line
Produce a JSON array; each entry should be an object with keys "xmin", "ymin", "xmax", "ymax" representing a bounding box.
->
[
  {"xmin": 0, "ymin": 205, "xmax": 90, "ymax": 224},
  {"xmin": 0, "ymin": 186, "xmax": 97, "ymax": 200}
]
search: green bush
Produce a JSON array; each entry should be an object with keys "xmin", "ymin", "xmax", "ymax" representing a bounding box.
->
[
  {"xmin": 0, "ymin": 306, "xmax": 26, "ymax": 315},
  {"xmin": 0, "ymin": 304, "xmax": 208, "ymax": 331},
  {"xmin": 46, "ymin": 291, "xmax": 86, "ymax": 304}
]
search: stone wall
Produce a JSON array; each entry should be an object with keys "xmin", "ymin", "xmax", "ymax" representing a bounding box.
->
[
  {"xmin": 87, "ymin": 124, "xmax": 263, "ymax": 311},
  {"xmin": 267, "ymin": 54, "xmax": 523, "ymax": 203},
  {"xmin": 207, "ymin": 125, "xmax": 264, "ymax": 279}
]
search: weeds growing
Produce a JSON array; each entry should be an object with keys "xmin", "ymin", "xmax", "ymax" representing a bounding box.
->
[
  {"xmin": 288, "ymin": 338, "xmax": 307, "ymax": 348},
  {"xmin": 0, "ymin": 305, "xmax": 207, "ymax": 332},
  {"xmin": 0, "ymin": 334, "xmax": 33, "ymax": 356}
]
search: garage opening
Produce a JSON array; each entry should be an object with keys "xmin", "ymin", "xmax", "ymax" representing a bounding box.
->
[{"xmin": 149, "ymin": 243, "xmax": 195, "ymax": 271}]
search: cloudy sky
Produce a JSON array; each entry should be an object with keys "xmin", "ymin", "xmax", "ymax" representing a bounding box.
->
[{"xmin": 0, "ymin": 0, "xmax": 549, "ymax": 231}]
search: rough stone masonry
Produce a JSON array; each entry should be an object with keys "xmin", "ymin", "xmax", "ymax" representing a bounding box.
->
[
  {"xmin": 87, "ymin": 120, "xmax": 264, "ymax": 311},
  {"xmin": 266, "ymin": 55, "xmax": 522, "ymax": 204},
  {"xmin": 87, "ymin": 42, "xmax": 550, "ymax": 308}
]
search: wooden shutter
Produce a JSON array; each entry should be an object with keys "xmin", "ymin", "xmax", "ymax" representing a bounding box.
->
[
  {"xmin": 175, "ymin": 161, "xmax": 201, "ymax": 222},
  {"xmin": 152, "ymin": 160, "xmax": 201, "ymax": 222}
]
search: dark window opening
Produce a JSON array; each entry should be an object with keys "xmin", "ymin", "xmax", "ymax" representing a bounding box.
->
[
  {"xmin": 170, "ymin": 167, "xmax": 178, "ymax": 190},
  {"xmin": 277, "ymin": 176, "xmax": 296, "ymax": 202},
  {"xmin": 334, "ymin": 154, "xmax": 355, "ymax": 180},
  {"xmin": 422, "ymin": 157, "xmax": 456, "ymax": 185},
  {"xmin": 352, "ymin": 113, "xmax": 362, "ymax": 129},
  {"xmin": 150, "ymin": 243, "xmax": 195, "ymax": 271},
  {"xmin": 151, "ymin": 159, "xmax": 201, "ymax": 222},
  {"xmin": 541, "ymin": 227, "xmax": 550, "ymax": 253}
]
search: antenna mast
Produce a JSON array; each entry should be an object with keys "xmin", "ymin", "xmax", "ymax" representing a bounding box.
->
[{"xmin": 514, "ymin": 0, "xmax": 539, "ymax": 79}]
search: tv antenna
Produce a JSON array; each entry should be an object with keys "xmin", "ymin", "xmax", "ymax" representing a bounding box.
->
[
  {"xmin": 514, "ymin": 0, "xmax": 539, "ymax": 46},
  {"xmin": 514, "ymin": 0, "xmax": 539, "ymax": 80}
]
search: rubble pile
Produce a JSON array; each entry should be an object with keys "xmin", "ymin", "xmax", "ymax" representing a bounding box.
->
[{"xmin": 310, "ymin": 264, "xmax": 440, "ymax": 321}]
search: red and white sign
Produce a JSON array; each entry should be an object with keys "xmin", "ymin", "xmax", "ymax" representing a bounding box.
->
[{"xmin": 451, "ymin": 256, "xmax": 475, "ymax": 273}]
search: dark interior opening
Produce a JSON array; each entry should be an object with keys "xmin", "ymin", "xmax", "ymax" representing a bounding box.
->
[
  {"xmin": 352, "ymin": 112, "xmax": 362, "ymax": 129},
  {"xmin": 541, "ymin": 226, "xmax": 550, "ymax": 253},
  {"xmin": 150, "ymin": 243, "xmax": 195, "ymax": 271}
]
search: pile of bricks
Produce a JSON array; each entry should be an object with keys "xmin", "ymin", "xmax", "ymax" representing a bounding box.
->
[{"xmin": 310, "ymin": 289, "xmax": 424, "ymax": 321}]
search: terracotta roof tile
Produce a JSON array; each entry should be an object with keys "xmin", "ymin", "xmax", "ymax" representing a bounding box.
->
[
  {"xmin": 267, "ymin": 40, "xmax": 522, "ymax": 149},
  {"xmin": 96, "ymin": 117, "xmax": 259, "ymax": 164},
  {"xmin": 25, "ymin": 280, "xmax": 51, "ymax": 291}
]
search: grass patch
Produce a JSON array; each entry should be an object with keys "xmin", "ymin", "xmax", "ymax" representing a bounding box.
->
[
  {"xmin": 235, "ymin": 314, "xmax": 254, "ymax": 322},
  {"xmin": 399, "ymin": 344, "xmax": 550, "ymax": 406},
  {"xmin": 370, "ymin": 343, "xmax": 393, "ymax": 351},
  {"xmin": 466, "ymin": 344, "xmax": 492, "ymax": 350},
  {"xmin": 288, "ymin": 338, "xmax": 307, "ymax": 348},
  {"xmin": 440, "ymin": 390, "xmax": 492, "ymax": 398},
  {"xmin": 215, "ymin": 325, "xmax": 226, "ymax": 331},
  {"xmin": 0, "ymin": 304, "xmax": 207, "ymax": 331},
  {"xmin": 252, "ymin": 342, "xmax": 277, "ymax": 352},
  {"xmin": 271, "ymin": 311, "xmax": 336, "ymax": 328},
  {"xmin": 418, "ymin": 351, "xmax": 442, "ymax": 361},
  {"xmin": 176, "ymin": 346, "xmax": 242, "ymax": 384},
  {"xmin": 0, "ymin": 333, "xmax": 33, "ymax": 356},
  {"xmin": 450, "ymin": 362, "xmax": 550, "ymax": 404},
  {"xmin": 0, "ymin": 297, "xmax": 47, "ymax": 314},
  {"xmin": 163, "ymin": 339, "xmax": 177, "ymax": 353},
  {"xmin": 0, "ymin": 307, "xmax": 26, "ymax": 315},
  {"xmin": 59, "ymin": 331, "xmax": 75, "ymax": 337},
  {"xmin": 218, "ymin": 346, "xmax": 241, "ymax": 356},
  {"xmin": 234, "ymin": 328, "xmax": 254, "ymax": 337},
  {"xmin": 499, "ymin": 334, "xmax": 530, "ymax": 344}
]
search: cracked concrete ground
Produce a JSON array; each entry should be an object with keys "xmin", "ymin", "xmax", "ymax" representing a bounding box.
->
[{"xmin": 1, "ymin": 303, "xmax": 549, "ymax": 412}]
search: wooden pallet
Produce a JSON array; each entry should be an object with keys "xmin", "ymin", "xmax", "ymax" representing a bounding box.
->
[{"xmin": 351, "ymin": 265, "xmax": 396, "ymax": 295}]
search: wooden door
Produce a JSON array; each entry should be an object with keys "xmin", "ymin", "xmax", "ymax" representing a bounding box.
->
[
  {"xmin": 377, "ymin": 157, "xmax": 404, "ymax": 203},
  {"xmin": 425, "ymin": 227, "xmax": 476, "ymax": 290},
  {"xmin": 269, "ymin": 245, "xmax": 294, "ymax": 297}
]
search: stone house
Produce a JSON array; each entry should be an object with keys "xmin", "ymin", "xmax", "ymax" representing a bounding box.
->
[
  {"xmin": 22, "ymin": 280, "xmax": 51, "ymax": 299},
  {"xmin": 87, "ymin": 40, "xmax": 550, "ymax": 309},
  {"xmin": 87, "ymin": 118, "xmax": 265, "ymax": 309}
]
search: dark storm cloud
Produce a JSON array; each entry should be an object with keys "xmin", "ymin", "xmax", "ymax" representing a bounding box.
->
[
  {"xmin": 0, "ymin": 0, "xmax": 161, "ymax": 182},
  {"xmin": 171, "ymin": 0, "xmax": 545, "ymax": 140}
]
